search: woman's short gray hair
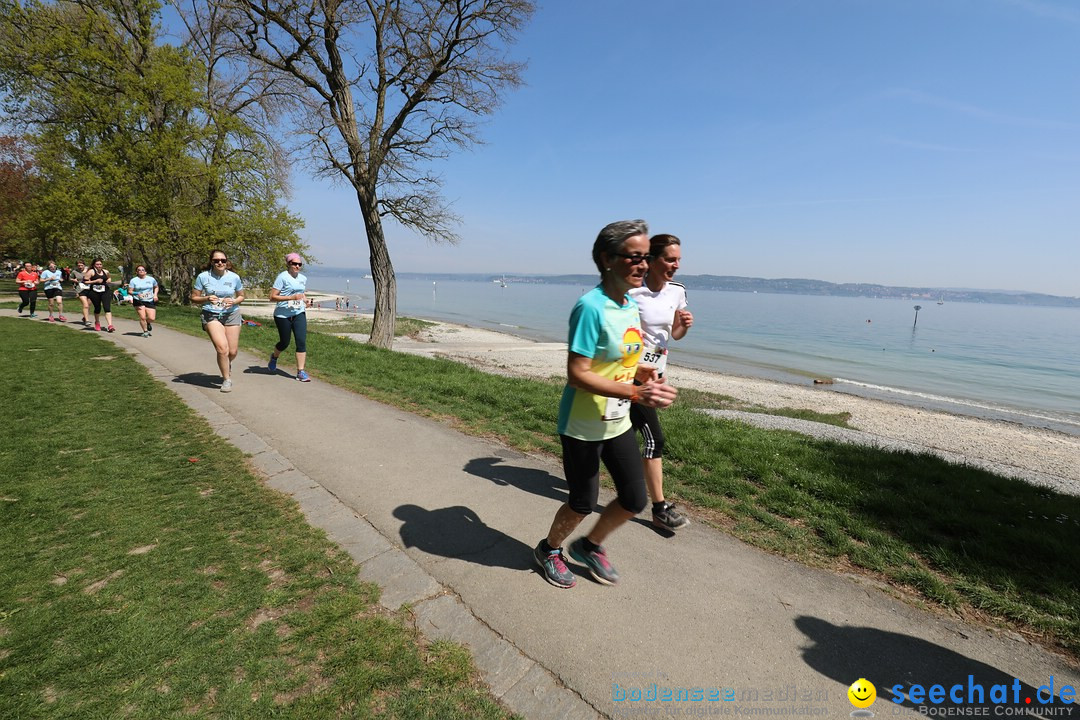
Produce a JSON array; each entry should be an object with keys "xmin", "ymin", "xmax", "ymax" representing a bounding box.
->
[{"xmin": 592, "ymin": 219, "xmax": 649, "ymax": 274}]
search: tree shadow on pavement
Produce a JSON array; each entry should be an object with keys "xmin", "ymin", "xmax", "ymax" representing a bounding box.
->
[
  {"xmin": 464, "ymin": 456, "xmax": 568, "ymax": 503},
  {"xmin": 392, "ymin": 503, "xmax": 533, "ymax": 571},
  {"xmin": 173, "ymin": 372, "xmax": 221, "ymax": 389},
  {"xmin": 795, "ymin": 616, "xmax": 1077, "ymax": 713}
]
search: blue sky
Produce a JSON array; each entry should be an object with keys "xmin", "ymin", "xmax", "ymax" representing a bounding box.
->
[{"xmin": 286, "ymin": 0, "xmax": 1080, "ymax": 296}]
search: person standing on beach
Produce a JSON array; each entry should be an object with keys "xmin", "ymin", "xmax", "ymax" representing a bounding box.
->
[
  {"xmin": 191, "ymin": 250, "xmax": 245, "ymax": 392},
  {"xmin": 15, "ymin": 261, "xmax": 39, "ymax": 318},
  {"xmin": 629, "ymin": 234, "xmax": 694, "ymax": 531},
  {"xmin": 69, "ymin": 260, "xmax": 91, "ymax": 325},
  {"xmin": 267, "ymin": 253, "xmax": 311, "ymax": 382},
  {"xmin": 534, "ymin": 220, "xmax": 678, "ymax": 588},
  {"xmin": 128, "ymin": 265, "xmax": 159, "ymax": 337},
  {"xmin": 84, "ymin": 258, "xmax": 115, "ymax": 332},
  {"xmin": 40, "ymin": 260, "xmax": 66, "ymax": 322}
]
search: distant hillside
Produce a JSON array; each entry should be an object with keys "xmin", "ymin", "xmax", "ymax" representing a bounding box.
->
[
  {"xmin": 325, "ymin": 268, "xmax": 1080, "ymax": 308},
  {"xmin": 679, "ymin": 275, "xmax": 1080, "ymax": 308}
]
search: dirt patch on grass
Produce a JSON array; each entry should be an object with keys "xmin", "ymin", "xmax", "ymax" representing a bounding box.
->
[
  {"xmin": 259, "ymin": 559, "xmax": 288, "ymax": 589},
  {"xmin": 246, "ymin": 607, "xmax": 287, "ymax": 631},
  {"xmin": 83, "ymin": 569, "xmax": 124, "ymax": 594},
  {"xmin": 127, "ymin": 543, "xmax": 158, "ymax": 555}
]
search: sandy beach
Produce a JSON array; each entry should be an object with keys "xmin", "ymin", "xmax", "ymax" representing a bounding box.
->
[{"xmin": 244, "ymin": 303, "xmax": 1080, "ymax": 494}]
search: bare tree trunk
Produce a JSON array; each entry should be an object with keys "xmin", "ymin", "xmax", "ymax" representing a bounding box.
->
[{"xmin": 357, "ymin": 185, "xmax": 396, "ymax": 348}]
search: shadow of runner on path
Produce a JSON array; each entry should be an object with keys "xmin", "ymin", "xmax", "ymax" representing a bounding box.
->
[
  {"xmin": 795, "ymin": 616, "xmax": 1078, "ymax": 714},
  {"xmin": 464, "ymin": 456, "xmax": 568, "ymax": 503},
  {"xmin": 173, "ymin": 372, "xmax": 221, "ymax": 389},
  {"xmin": 393, "ymin": 503, "xmax": 533, "ymax": 571},
  {"xmin": 242, "ymin": 364, "xmax": 286, "ymax": 376}
]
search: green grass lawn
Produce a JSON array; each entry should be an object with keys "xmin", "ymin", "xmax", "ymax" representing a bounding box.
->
[
  {"xmin": 0, "ymin": 317, "xmax": 515, "ymax": 719},
  {"xmin": 139, "ymin": 304, "xmax": 1080, "ymax": 658}
]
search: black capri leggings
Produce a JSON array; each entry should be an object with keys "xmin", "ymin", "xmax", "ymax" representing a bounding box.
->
[
  {"xmin": 630, "ymin": 402, "xmax": 665, "ymax": 459},
  {"xmin": 560, "ymin": 429, "xmax": 647, "ymax": 516},
  {"xmin": 17, "ymin": 289, "xmax": 37, "ymax": 314},
  {"xmin": 87, "ymin": 289, "xmax": 112, "ymax": 314},
  {"xmin": 274, "ymin": 313, "xmax": 308, "ymax": 353}
]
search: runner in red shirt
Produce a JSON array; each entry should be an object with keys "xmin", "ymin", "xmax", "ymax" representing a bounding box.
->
[{"xmin": 15, "ymin": 261, "xmax": 40, "ymax": 318}]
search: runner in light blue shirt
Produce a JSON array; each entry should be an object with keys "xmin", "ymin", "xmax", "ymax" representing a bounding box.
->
[
  {"xmin": 129, "ymin": 266, "xmax": 159, "ymax": 337},
  {"xmin": 40, "ymin": 260, "xmax": 66, "ymax": 322},
  {"xmin": 535, "ymin": 220, "xmax": 677, "ymax": 590},
  {"xmin": 268, "ymin": 252, "xmax": 311, "ymax": 382},
  {"xmin": 191, "ymin": 251, "xmax": 245, "ymax": 393}
]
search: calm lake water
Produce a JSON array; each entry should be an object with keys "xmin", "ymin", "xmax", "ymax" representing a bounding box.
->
[{"xmin": 307, "ymin": 271, "xmax": 1080, "ymax": 436}]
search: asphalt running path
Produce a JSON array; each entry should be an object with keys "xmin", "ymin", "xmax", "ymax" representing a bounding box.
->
[{"xmin": 12, "ymin": 310, "xmax": 1078, "ymax": 719}]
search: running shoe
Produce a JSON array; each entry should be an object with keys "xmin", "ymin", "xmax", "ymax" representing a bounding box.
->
[
  {"xmin": 568, "ymin": 537, "xmax": 619, "ymax": 585},
  {"xmin": 533, "ymin": 541, "xmax": 576, "ymax": 589},
  {"xmin": 48, "ymin": 316, "xmax": 55, "ymax": 322},
  {"xmin": 58, "ymin": 316, "xmax": 67, "ymax": 322},
  {"xmin": 140, "ymin": 331, "xmax": 150, "ymax": 338},
  {"xmin": 297, "ymin": 370, "xmax": 310, "ymax": 382},
  {"xmin": 146, "ymin": 323, "xmax": 152, "ymax": 332},
  {"xmin": 268, "ymin": 354, "xmax": 277, "ymax": 372},
  {"xmin": 652, "ymin": 502, "xmax": 690, "ymax": 530},
  {"xmin": 17, "ymin": 306, "xmax": 22, "ymax": 315},
  {"xmin": 220, "ymin": 379, "xmax": 233, "ymax": 393},
  {"xmin": 107, "ymin": 325, "xmax": 115, "ymax": 333},
  {"xmin": 29, "ymin": 313, "xmax": 37, "ymax": 318}
]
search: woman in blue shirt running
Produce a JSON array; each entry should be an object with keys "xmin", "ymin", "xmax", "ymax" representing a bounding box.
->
[
  {"xmin": 128, "ymin": 265, "xmax": 159, "ymax": 337},
  {"xmin": 40, "ymin": 260, "xmax": 66, "ymax": 322},
  {"xmin": 191, "ymin": 250, "xmax": 245, "ymax": 393},
  {"xmin": 534, "ymin": 220, "xmax": 677, "ymax": 589},
  {"xmin": 267, "ymin": 252, "xmax": 311, "ymax": 382}
]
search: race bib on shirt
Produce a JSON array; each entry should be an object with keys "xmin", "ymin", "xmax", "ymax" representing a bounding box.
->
[
  {"xmin": 91, "ymin": 283, "xmax": 105, "ymax": 292},
  {"xmin": 602, "ymin": 386, "xmax": 634, "ymax": 421},
  {"xmin": 640, "ymin": 345, "xmax": 668, "ymax": 376}
]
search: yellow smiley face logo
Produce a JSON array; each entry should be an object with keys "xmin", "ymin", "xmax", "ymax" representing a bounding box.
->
[
  {"xmin": 621, "ymin": 327, "xmax": 644, "ymax": 368},
  {"xmin": 848, "ymin": 678, "xmax": 876, "ymax": 709}
]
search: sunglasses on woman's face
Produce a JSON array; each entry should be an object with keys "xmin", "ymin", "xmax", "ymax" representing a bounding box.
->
[
  {"xmin": 288, "ymin": 262, "xmax": 302, "ymax": 267},
  {"xmin": 212, "ymin": 258, "xmax": 228, "ymax": 264},
  {"xmin": 614, "ymin": 253, "xmax": 650, "ymax": 265}
]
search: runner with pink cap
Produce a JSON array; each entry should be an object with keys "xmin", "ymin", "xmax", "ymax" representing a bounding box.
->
[{"xmin": 268, "ymin": 252, "xmax": 311, "ymax": 382}]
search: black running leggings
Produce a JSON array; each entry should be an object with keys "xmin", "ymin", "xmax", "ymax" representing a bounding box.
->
[
  {"xmin": 18, "ymin": 289, "xmax": 37, "ymax": 314},
  {"xmin": 630, "ymin": 402, "xmax": 665, "ymax": 459},
  {"xmin": 274, "ymin": 313, "xmax": 308, "ymax": 353},
  {"xmin": 560, "ymin": 429, "xmax": 647, "ymax": 516},
  {"xmin": 88, "ymin": 289, "xmax": 111, "ymax": 314}
]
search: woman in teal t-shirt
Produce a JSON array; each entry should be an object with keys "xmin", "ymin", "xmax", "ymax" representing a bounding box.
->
[
  {"xmin": 190, "ymin": 250, "xmax": 245, "ymax": 393},
  {"xmin": 533, "ymin": 220, "xmax": 677, "ymax": 589},
  {"xmin": 267, "ymin": 252, "xmax": 310, "ymax": 382},
  {"xmin": 128, "ymin": 265, "xmax": 159, "ymax": 337}
]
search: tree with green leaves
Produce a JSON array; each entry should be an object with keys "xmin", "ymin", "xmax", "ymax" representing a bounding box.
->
[
  {"xmin": 0, "ymin": 134, "xmax": 37, "ymax": 260},
  {"xmin": 215, "ymin": 0, "xmax": 533, "ymax": 347},
  {"xmin": 0, "ymin": 0, "xmax": 307, "ymax": 299}
]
